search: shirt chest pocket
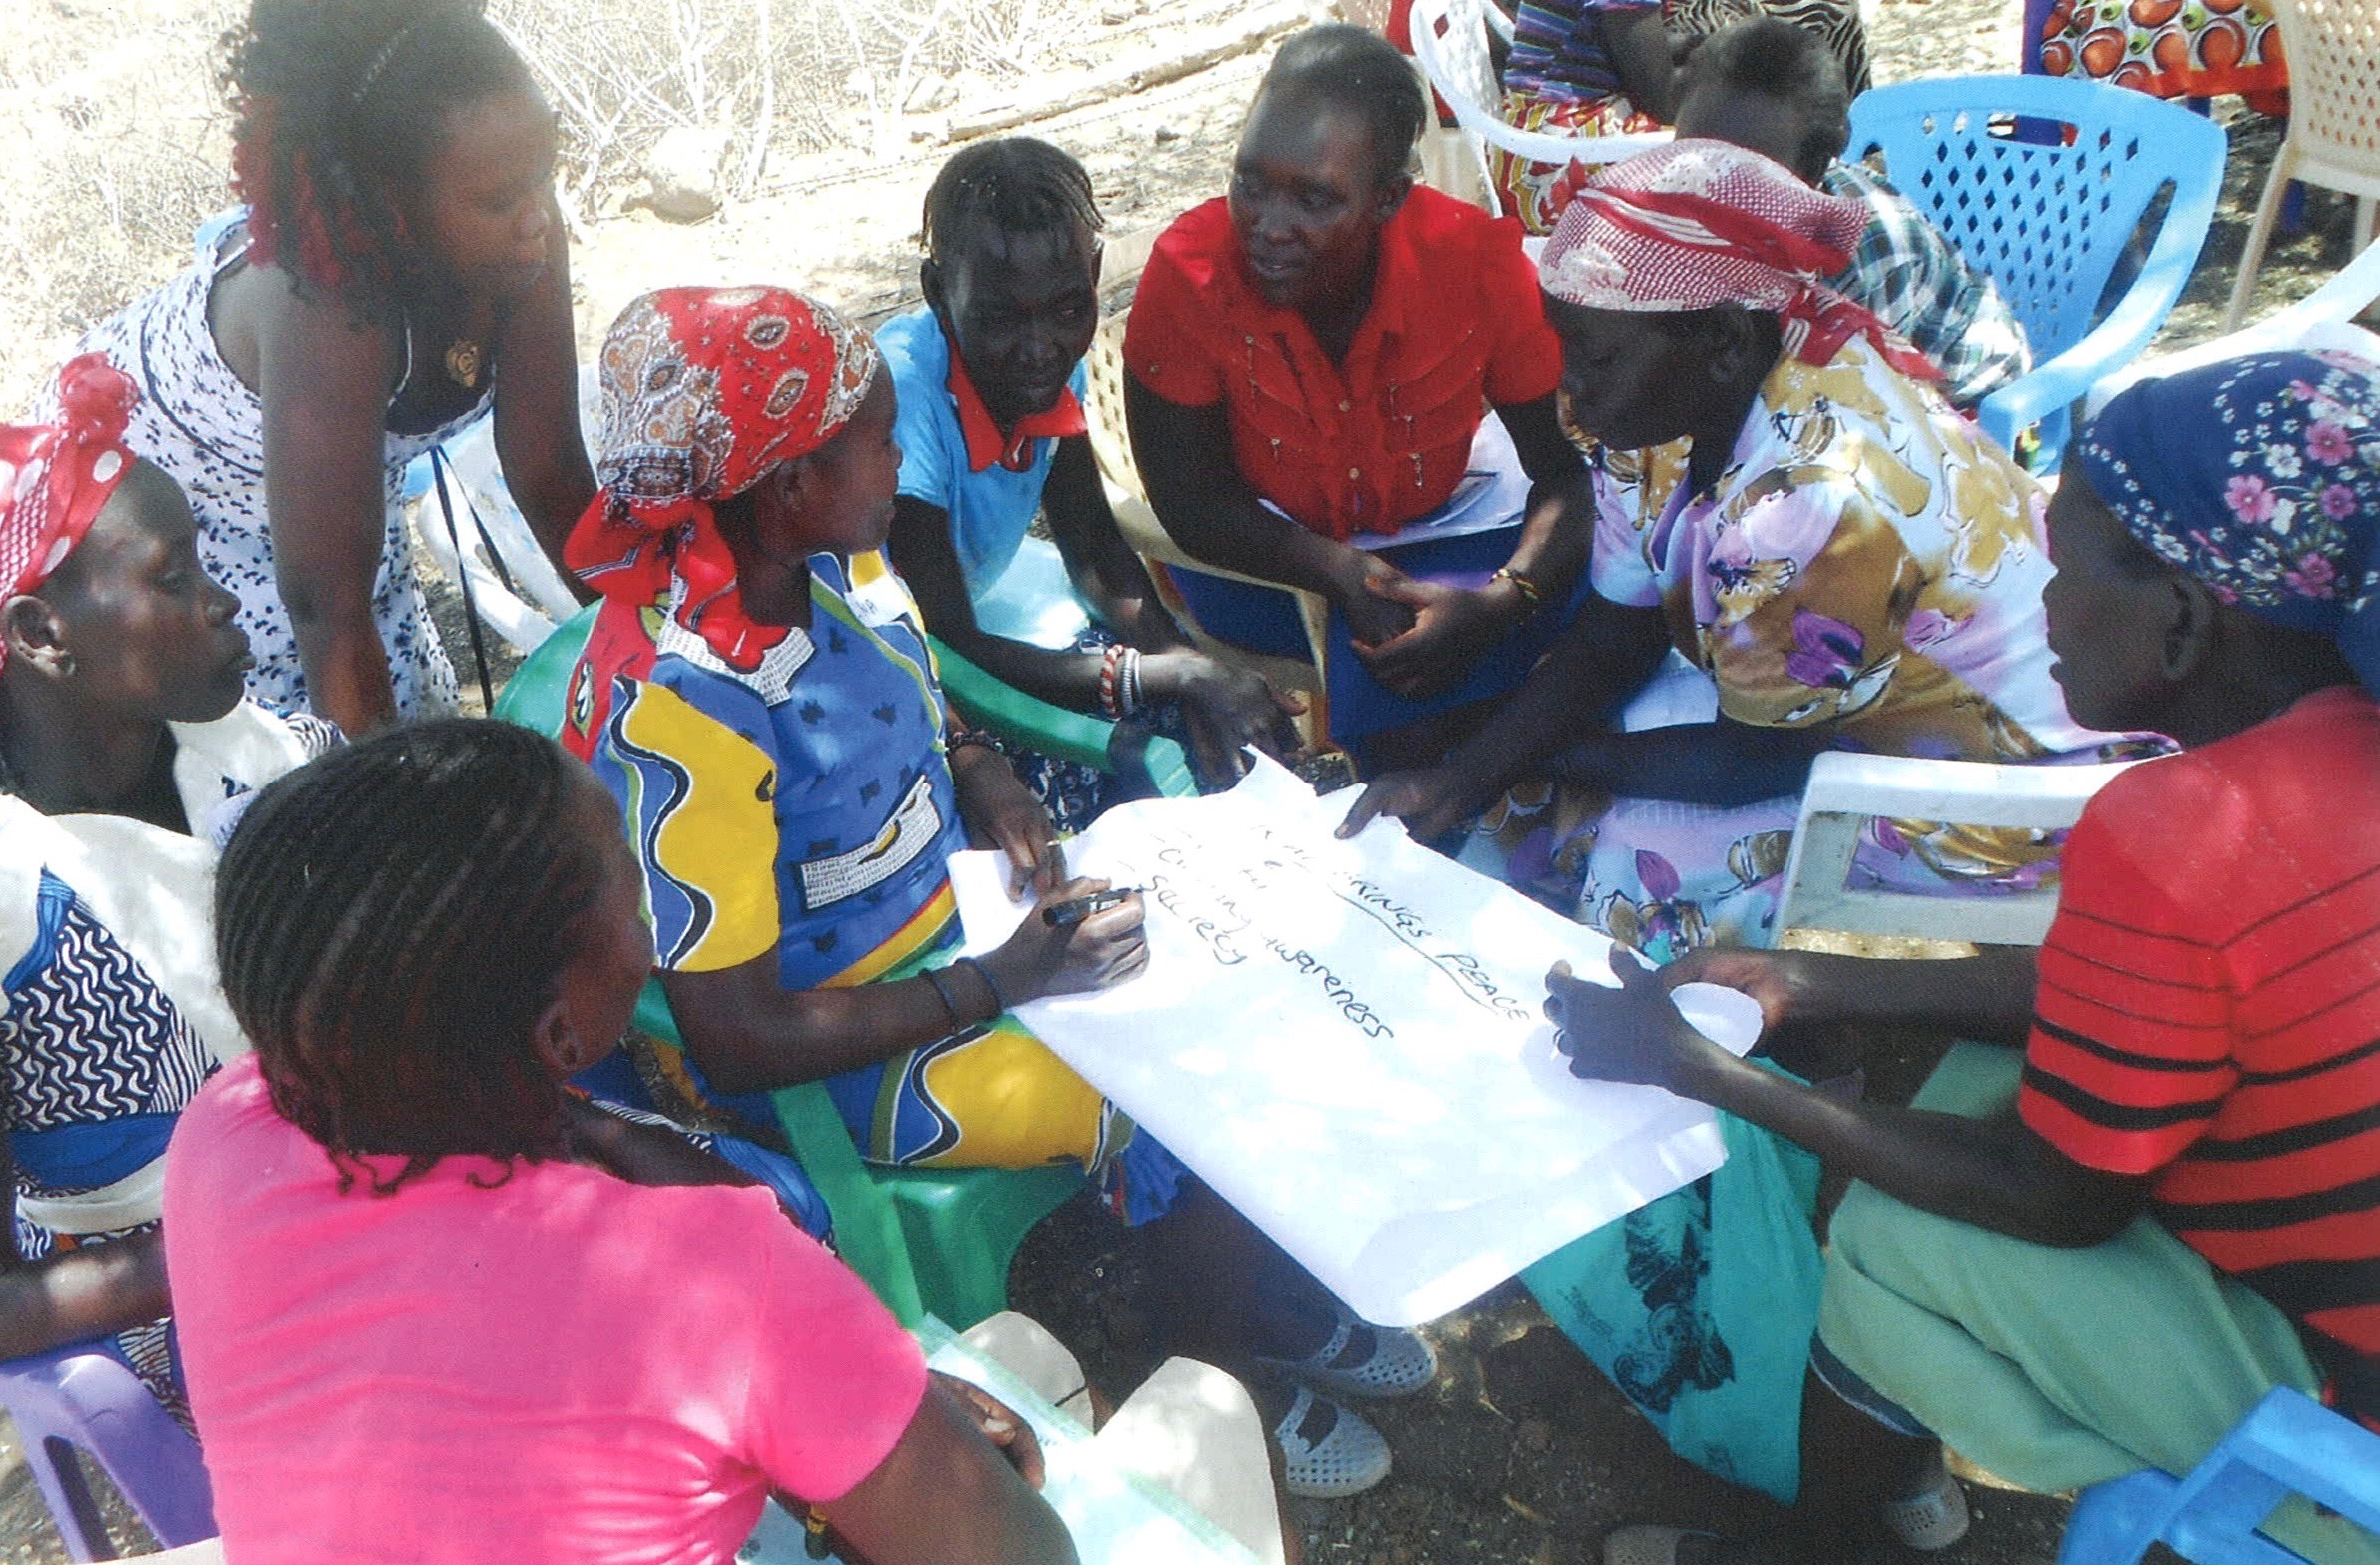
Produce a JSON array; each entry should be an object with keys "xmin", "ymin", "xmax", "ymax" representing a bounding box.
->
[
  {"xmin": 1379, "ymin": 325, "xmax": 1493, "ymax": 453},
  {"xmin": 1236, "ymin": 340, "xmax": 1330, "ymax": 438},
  {"xmin": 781, "ymin": 768, "xmax": 950, "ymax": 915}
]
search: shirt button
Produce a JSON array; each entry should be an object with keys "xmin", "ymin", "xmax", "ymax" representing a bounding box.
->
[
  {"xmin": 1338, "ymin": 399, "xmax": 1352, "ymax": 412},
  {"xmin": 1349, "ymin": 466, "xmax": 1362, "ymax": 479}
]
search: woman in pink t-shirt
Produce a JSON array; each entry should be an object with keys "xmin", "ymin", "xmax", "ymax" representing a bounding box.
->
[{"xmin": 163, "ymin": 719, "xmax": 1077, "ymax": 1565}]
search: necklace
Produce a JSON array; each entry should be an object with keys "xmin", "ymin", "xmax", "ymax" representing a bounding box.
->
[{"xmin": 445, "ymin": 337, "xmax": 485, "ymax": 390}]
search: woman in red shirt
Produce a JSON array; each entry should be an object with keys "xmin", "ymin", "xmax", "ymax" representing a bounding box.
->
[
  {"xmin": 1124, "ymin": 24, "xmax": 1592, "ymax": 756},
  {"xmin": 1552, "ymin": 348, "xmax": 2380, "ymax": 1565}
]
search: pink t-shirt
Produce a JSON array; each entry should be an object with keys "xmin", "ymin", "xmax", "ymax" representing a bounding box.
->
[{"xmin": 163, "ymin": 1055, "xmax": 927, "ymax": 1565}]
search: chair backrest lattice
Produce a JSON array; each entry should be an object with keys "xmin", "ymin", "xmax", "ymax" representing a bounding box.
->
[
  {"xmin": 1083, "ymin": 315, "xmax": 1147, "ymax": 505},
  {"xmin": 1847, "ymin": 77, "xmax": 2220, "ymax": 364},
  {"xmin": 2273, "ymin": 0, "xmax": 2380, "ymax": 178},
  {"xmin": 1426, "ymin": 0, "xmax": 1503, "ymax": 117}
]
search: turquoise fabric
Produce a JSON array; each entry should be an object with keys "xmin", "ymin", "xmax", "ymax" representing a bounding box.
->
[
  {"xmin": 877, "ymin": 308, "xmax": 1092, "ymax": 600},
  {"xmin": 1520, "ymin": 1073, "xmax": 1824, "ymax": 1504}
]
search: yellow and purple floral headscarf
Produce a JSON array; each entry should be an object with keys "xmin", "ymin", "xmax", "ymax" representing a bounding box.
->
[{"xmin": 2074, "ymin": 348, "xmax": 2380, "ymax": 692}]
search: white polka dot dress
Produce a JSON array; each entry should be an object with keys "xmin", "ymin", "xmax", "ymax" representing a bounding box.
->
[{"xmin": 69, "ymin": 221, "xmax": 468, "ymax": 719}]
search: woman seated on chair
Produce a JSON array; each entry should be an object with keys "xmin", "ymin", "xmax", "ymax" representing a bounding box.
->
[
  {"xmin": 1669, "ymin": 19, "xmax": 2031, "ymax": 413},
  {"xmin": 0, "ymin": 356, "xmax": 338, "ymax": 1426},
  {"xmin": 880, "ymin": 136, "xmax": 1303, "ymax": 827},
  {"xmin": 560, "ymin": 285, "xmax": 1434, "ymax": 1498},
  {"xmin": 1489, "ymin": 0, "xmax": 1677, "ymax": 233},
  {"xmin": 0, "ymin": 357, "xmax": 812, "ymax": 1440},
  {"xmin": 1550, "ymin": 348, "xmax": 2380, "ymax": 1565},
  {"xmin": 165, "ymin": 719, "xmax": 1083, "ymax": 1564},
  {"xmin": 77, "ymin": 0, "xmax": 593, "ymax": 733},
  {"xmin": 1344, "ymin": 139, "xmax": 2155, "ymax": 958},
  {"xmin": 1124, "ymin": 24, "xmax": 1593, "ymax": 759},
  {"xmin": 1487, "ymin": 0, "xmax": 1876, "ymax": 236}
]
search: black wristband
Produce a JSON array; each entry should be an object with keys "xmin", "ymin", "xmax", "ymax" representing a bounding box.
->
[
  {"xmin": 922, "ymin": 966, "xmax": 964, "ymax": 1031},
  {"xmin": 958, "ymin": 955, "xmax": 1008, "ymax": 1017}
]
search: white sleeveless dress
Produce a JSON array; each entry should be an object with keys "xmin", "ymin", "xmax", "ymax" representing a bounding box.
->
[{"xmin": 72, "ymin": 217, "xmax": 475, "ymax": 718}]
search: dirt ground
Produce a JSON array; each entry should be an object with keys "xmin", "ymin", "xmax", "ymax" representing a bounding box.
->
[{"xmin": 1, "ymin": 0, "xmax": 2375, "ymax": 1556}]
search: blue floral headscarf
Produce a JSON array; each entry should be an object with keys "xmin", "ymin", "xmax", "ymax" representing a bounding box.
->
[{"xmin": 2074, "ymin": 348, "xmax": 2380, "ymax": 693}]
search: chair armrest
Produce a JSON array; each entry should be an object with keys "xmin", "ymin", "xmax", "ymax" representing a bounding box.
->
[
  {"xmin": 1981, "ymin": 264, "xmax": 2200, "ymax": 445},
  {"xmin": 1112, "ymin": 729, "xmax": 1201, "ymax": 799},
  {"xmin": 1979, "ymin": 123, "xmax": 2223, "ymax": 447},
  {"xmin": 1794, "ymin": 752, "xmax": 2139, "ymax": 832},
  {"xmin": 1450, "ymin": 105, "xmax": 1672, "ymax": 167},
  {"xmin": 930, "ymin": 635, "xmax": 1119, "ymax": 773}
]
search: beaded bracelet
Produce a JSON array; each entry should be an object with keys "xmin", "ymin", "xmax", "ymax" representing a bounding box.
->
[
  {"xmin": 1098, "ymin": 643, "xmax": 1126, "ymax": 718},
  {"xmin": 1491, "ymin": 566, "xmax": 1544, "ymax": 608},
  {"xmin": 1118, "ymin": 646, "xmax": 1143, "ymax": 716}
]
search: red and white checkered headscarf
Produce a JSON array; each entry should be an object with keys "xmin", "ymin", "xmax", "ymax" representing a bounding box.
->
[
  {"xmin": 1540, "ymin": 140, "xmax": 1943, "ymax": 385},
  {"xmin": 0, "ymin": 353, "xmax": 140, "ymax": 619}
]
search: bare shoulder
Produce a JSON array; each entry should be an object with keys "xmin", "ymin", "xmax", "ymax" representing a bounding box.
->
[{"xmin": 227, "ymin": 261, "xmax": 397, "ymax": 401}]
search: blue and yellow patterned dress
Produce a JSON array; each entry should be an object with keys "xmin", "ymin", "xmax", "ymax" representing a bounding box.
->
[{"xmin": 563, "ymin": 551, "xmax": 1177, "ymax": 1220}]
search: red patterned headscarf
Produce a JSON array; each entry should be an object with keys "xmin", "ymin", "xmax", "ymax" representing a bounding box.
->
[
  {"xmin": 0, "ymin": 354, "xmax": 141, "ymax": 642},
  {"xmin": 1540, "ymin": 140, "xmax": 1943, "ymax": 386},
  {"xmin": 567, "ymin": 286, "xmax": 882, "ymax": 670}
]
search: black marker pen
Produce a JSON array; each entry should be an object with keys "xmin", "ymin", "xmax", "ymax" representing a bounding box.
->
[{"xmin": 1041, "ymin": 887, "xmax": 1146, "ymax": 928}]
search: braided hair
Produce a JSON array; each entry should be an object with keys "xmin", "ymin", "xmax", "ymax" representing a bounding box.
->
[
  {"xmin": 214, "ymin": 719, "xmax": 613, "ymax": 1194},
  {"xmin": 922, "ymin": 137, "xmax": 1104, "ymax": 268},
  {"xmin": 223, "ymin": 0, "xmax": 533, "ymax": 322}
]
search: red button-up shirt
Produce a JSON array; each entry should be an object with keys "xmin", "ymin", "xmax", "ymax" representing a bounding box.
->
[{"xmin": 1123, "ymin": 187, "xmax": 1563, "ymax": 542}]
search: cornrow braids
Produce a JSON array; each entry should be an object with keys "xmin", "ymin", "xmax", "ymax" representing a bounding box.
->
[
  {"xmin": 1256, "ymin": 23, "xmax": 1429, "ymax": 186},
  {"xmin": 214, "ymin": 719, "xmax": 611, "ymax": 1194},
  {"xmin": 222, "ymin": 0, "xmax": 531, "ymax": 323},
  {"xmin": 922, "ymin": 137, "xmax": 1105, "ymax": 267}
]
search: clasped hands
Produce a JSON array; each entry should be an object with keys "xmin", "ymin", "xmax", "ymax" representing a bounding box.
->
[{"xmin": 1336, "ymin": 553, "xmax": 1530, "ymax": 702}]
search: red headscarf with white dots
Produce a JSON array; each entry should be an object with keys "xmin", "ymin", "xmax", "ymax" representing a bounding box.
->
[{"xmin": 0, "ymin": 353, "xmax": 141, "ymax": 618}]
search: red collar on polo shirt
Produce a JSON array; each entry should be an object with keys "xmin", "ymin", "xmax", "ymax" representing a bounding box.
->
[{"xmin": 947, "ymin": 343, "xmax": 1087, "ymax": 474}]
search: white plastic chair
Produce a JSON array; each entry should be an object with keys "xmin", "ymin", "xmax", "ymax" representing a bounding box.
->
[
  {"xmin": 1078, "ymin": 316, "xmax": 1330, "ymax": 740},
  {"xmin": 2091, "ymin": 227, "xmax": 2380, "ymax": 417},
  {"xmin": 2221, "ymin": 0, "xmax": 2380, "ymax": 332},
  {"xmin": 1407, "ymin": 0, "xmax": 1671, "ymax": 220},
  {"xmin": 1774, "ymin": 753, "xmax": 2140, "ymax": 946}
]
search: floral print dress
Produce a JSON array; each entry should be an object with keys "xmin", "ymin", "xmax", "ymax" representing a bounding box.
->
[{"xmin": 1466, "ymin": 337, "xmax": 2161, "ymax": 957}]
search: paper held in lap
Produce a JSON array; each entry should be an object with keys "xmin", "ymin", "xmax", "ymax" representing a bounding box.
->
[{"xmin": 951, "ymin": 755, "xmax": 1762, "ymax": 1328}]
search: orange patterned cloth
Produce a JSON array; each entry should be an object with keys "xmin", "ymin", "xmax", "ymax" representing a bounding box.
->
[{"xmin": 2040, "ymin": 0, "xmax": 2287, "ymax": 111}]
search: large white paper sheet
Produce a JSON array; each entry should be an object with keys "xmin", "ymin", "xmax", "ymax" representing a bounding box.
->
[{"xmin": 953, "ymin": 756, "xmax": 1759, "ymax": 1327}]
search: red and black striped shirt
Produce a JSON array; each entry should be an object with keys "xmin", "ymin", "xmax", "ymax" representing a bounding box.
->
[{"xmin": 2019, "ymin": 687, "xmax": 2380, "ymax": 1425}]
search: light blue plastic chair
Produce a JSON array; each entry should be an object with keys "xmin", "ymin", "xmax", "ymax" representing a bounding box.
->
[
  {"xmin": 2055, "ymin": 1388, "xmax": 2380, "ymax": 1565},
  {"xmin": 1845, "ymin": 75, "xmax": 2227, "ymax": 472}
]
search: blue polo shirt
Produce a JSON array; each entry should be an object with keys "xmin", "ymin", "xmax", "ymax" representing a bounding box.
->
[{"xmin": 877, "ymin": 309, "xmax": 1094, "ymax": 625}]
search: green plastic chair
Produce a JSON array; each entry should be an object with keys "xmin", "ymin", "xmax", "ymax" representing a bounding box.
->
[{"xmin": 496, "ymin": 603, "xmax": 1193, "ymax": 1328}]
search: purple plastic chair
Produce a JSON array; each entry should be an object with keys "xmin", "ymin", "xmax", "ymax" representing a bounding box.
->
[{"xmin": 0, "ymin": 1341, "xmax": 214, "ymax": 1560}]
